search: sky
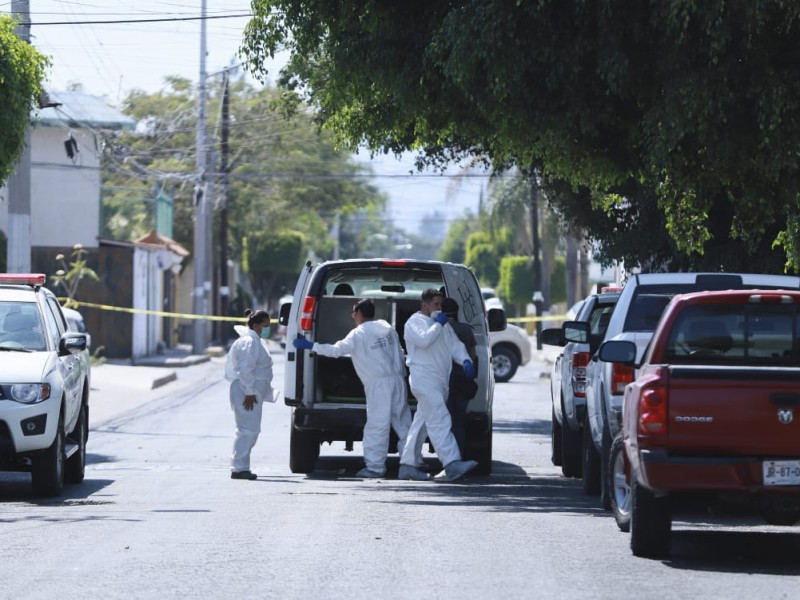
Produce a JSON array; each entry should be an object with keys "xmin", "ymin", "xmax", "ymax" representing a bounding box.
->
[{"xmin": 5, "ymin": 0, "xmax": 487, "ymax": 236}]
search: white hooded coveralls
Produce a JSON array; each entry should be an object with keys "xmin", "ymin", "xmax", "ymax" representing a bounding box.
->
[
  {"xmin": 312, "ymin": 319, "xmax": 411, "ymax": 475},
  {"xmin": 400, "ymin": 311, "xmax": 470, "ymax": 468},
  {"xmin": 224, "ymin": 327, "xmax": 274, "ymax": 472}
]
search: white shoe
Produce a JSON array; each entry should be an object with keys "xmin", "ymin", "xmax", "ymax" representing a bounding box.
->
[
  {"xmin": 398, "ymin": 465, "xmax": 430, "ymax": 481},
  {"xmin": 434, "ymin": 460, "xmax": 479, "ymax": 482},
  {"xmin": 356, "ymin": 467, "xmax": 384, "ymax": 478}
]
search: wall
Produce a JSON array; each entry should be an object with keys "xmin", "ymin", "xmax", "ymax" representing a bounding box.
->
[{"xmin": 1, "ymin": 128, "xmax": 101, "ymax": 249}]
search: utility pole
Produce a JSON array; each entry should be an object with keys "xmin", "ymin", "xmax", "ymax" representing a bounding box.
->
[
  {"xmin": 219, "ymin": 68, "xmax": 231, "ymax": 342},
  {"xmin": 192, "ymin": 0, "xmax": 209, "ymax": 353},
  {"xmin": 530, "ymin": 176, "xmax": 544, "ymax": 349},
  {"xmin": 7, "ymin": 0, "xmax": 32, "ymax": 273}
]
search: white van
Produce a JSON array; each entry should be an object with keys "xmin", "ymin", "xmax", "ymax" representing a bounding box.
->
[{"xmin": 278, "ymin": 259, "xmax": 507, "ymax": 475}]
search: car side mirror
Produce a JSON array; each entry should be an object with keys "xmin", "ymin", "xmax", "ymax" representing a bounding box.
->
[
  {"xmin": 279, "ymin": 302, "xmax": 291, "ymax": 326},
  {"xmin": 487, "ymin": 308, "xmax": 507, "ymax": 332},
  {"xmin": 539, "ymin": 327, "xmax": 564, "ymax": 346},
  {"xmin": 60, "ymin": 332, "xmax": 87, "ymax": 355},
  {"xmin": 563, "ymin": 320, "xmax": 590, "ymax": 344},
  {"xmin": 598, "ymin": 340, "xmax": 637, "ymax": 365}
]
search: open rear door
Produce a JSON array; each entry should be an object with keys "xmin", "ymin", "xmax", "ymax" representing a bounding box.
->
[{"xmin": 283, "ymin": 260, "xmax": 314, "ymax": 405}]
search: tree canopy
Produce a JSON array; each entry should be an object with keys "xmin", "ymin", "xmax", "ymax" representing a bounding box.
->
[
  {"xmin": 0, "ymin": 16, "xmax": 50, "ymax": 186},
  {"xmin": 241, "ymin": 1, "xmax": 800, "ymax": 271}
]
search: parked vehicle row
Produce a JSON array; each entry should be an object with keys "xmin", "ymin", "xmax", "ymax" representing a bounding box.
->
[
  {"xmin": 545, "ymin": 272, "xmax": 800, "ymax": 557},
  {"xmin": 603, "ymin": 289, "xmax": 800, "ymax": 556}
]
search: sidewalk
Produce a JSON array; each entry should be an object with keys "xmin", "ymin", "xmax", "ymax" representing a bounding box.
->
[
  {"xmin": 92, "ymin": 345, "xmax": 215, "ymax": 391},
  {"xmin": 89, "ymin": 340, "xmax": 283, "ymax": 393}
]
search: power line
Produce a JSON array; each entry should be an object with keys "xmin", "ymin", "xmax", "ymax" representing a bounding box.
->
[{"xmin": 15, "ymin": 12, "xmax": 252, "ymax": 26}]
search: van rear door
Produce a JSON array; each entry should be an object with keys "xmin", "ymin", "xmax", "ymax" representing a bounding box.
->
[{"xmin": 284, "ymin": 260, "xmax": 314, "ymax": 405}]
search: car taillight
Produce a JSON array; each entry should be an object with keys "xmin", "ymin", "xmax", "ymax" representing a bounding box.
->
[
  {"xmin": 300, "ymin": 296, "xmax": 316, "ymax": 331},
  {"xmin": 638, "ymin": 372, "xmax": 668, "ymax": 435},
  {"xmin": 748, "ymin": 294, "xmax": 793, "ymax": 304},
  {"xmin": 611, "ymin": 363, "xmax": 634, "ymax": 395},
  {"xmin": 571, "ymin": 352, "xmax": 590, "ymax": 397}
]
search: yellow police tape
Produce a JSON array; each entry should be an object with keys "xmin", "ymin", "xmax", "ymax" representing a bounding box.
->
[
  {"xmin": 508, "ymin": 314, "xmax": 567, "ymax": 324},
  {"xmin": 62, "ymin": 300, "xmax": 247, "ymax": 323},
  {"xmin": 62, "ymin": 298, "xmax": 567, "ymax": 326}
]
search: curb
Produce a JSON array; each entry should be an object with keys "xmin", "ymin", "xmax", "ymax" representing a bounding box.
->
[{"xmin": 151, "ymin": 371, "xmax": 178, "ymax": 389}]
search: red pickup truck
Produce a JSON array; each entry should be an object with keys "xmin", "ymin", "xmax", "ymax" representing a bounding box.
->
[{"xmin": 599, "ymin": 289, "xmax": 800, "ymax": 558}]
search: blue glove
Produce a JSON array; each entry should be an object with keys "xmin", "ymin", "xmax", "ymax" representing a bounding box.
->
[
  {"xmin": 434, "ymin": 311, "xmax": 449, "ymax": 325},
  {"xmin": 463, "ymin": 359, "xmax": 475, "ymax": 379},
  {"xmin": 292, "ymin": 336, "xmax": 314, "ymax": 350}
]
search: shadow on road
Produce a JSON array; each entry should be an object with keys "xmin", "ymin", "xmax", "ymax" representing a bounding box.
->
[
  {"xmin": 663, "ymin": 529, "xmax": 800, "ymax": 575},
  {"xmin": 0, "ymin": 476, "xmax": 116, "ymax": 507},
  {"xmin": 303, "ymin": 454, "xmax": 604, "ymax": 516},
  {"xmin": 493, "ymin": 417, "xmax": 551, "ymax": 436}
]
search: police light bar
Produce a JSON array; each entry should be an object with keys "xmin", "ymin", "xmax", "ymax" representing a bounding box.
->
[{"xmin": 0, "ymin": 273, "xmax": 46, "ymax": 286}]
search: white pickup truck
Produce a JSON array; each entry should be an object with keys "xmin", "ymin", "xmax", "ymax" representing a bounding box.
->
[
  {"xmin": 582, "ymin": 272, "xmax": 800, "ymax": 510},
  {"xmin": 0, "ymin": 274, "xmax": 91, "ymax": 496}
]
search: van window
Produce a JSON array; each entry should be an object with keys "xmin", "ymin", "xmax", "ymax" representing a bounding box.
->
[{"xmin": 321, "ymin": 268, "xmax": 444, "ymax": 299}]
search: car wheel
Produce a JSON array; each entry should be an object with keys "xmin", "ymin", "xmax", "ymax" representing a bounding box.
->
[
  {"xmin": 561, "ymin": 399, "xmax": 582, "ymax": 478},
  {"xmin": 630, "ymin": 478, "xmax": 672, "ymax": 558},
  {"xmin": 581, "ymin": 414, "xmax": 601, "ymax": 496},
  {"xmin": 32, "ymin": 410, "xmax": 65, "ymax": 497},
  {"xmin": 289, "ymin": 422, "xmax": 320, "ymax": 474},
  {"xmin": 600, "ymin": 413, "xmax": 613, "ymax": 510},
  {"xmin": 65, "ymin": 403, "xmax": 87, "ymax": 484},
  {"xmin": 491, "ymin": 345, "xmax": 518, "ymax": 383},
  {"xmin": 609, "ymin": 434, "xmax": 631, "ymax": 531},
  {"xmin": 551, "ymin": 406, "xmax": 563, "ymax": 467}
]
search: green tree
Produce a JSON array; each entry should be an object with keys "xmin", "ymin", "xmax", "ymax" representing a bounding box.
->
[
  {"xmin": 101, "ymin": 78, "xmax": 391, "ymax": 305},
  {"xmin": 0, "ymin": 16, "xmax": 50, "ymax": 185},
  {"xmin": 499, "ymin": 256, "xmax": 535, "ymax": 317},
  {"xmin": 438, "ymin": 212, "xmax": 480, "ymax": 264},
  {"xmin": 464, "ymin": 233, "xmax": 500, "ymax": 287},
  {"xmin": 241, "ymin": 1, "xmax": 800, "ymax": 271}
]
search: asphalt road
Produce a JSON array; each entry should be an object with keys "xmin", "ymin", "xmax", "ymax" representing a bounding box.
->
[{"xmin": 0, "ymin": 349, "xmax": 798, "ymax": 599}]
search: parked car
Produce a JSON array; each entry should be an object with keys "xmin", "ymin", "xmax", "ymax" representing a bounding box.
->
[
  {"xmin": 583, "ymin": 272, "xmax": 800, "ymax": 510},
  {"xmin": 278, "ymin": 259, "xmax": 506, "ymax": 475},
  {"xmin": 603, "ymin": 289, "xmax": 800, "ymax": 557},
  {"xmin": 489, "ymin": 323, "xmax": 531, "ymax": 383},
  {"xmin": 0, "ymin": 273, "xmax": 90, "ymax": 496},
  {"xmin": 541, "ymin": 288, "xmax": 620, "ymax": 478},
  {"xmin": 481, "ymin": 287, "xmax": 504, "ymax": 311},
  {"xmin": 276, "ymin": 294, "xmax": 293, "ymax": 348}
]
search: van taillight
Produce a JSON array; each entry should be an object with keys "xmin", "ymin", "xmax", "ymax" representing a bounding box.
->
[
  {"xmin": 611, "ymin": 363, "xmax": 634, "ymax": 395},
  {"xmin": 571, "ymin": 352, "xmax": 590, "ymax": 397},
  {"xmin": 300, "ymin": 296, "xmax": 316, "ymax": 331},
  {"xmin": 638, "ymin": 376, "xmax": 668, "ymax": 436}
]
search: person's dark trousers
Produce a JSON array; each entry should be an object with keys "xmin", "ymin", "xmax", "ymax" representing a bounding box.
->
[{"xmin": 446, "ymin": 384, "xmax": 469, "ymax": 456}]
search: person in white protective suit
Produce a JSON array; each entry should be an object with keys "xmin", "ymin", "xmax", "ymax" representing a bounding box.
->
[
  {"xmin": 398, "ymin": 288, "xmax": 478, "ymax": 482},
  {"xmin": 293, "ymin": 298, "xmax": 412, "ymax": 478},
  {"xmin": 224, "ymin": 309, "xmax": 275, "ymax": 480}
]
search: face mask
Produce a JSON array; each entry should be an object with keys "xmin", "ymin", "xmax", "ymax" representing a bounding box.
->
[
  {"xmin": 260, "ymin": 326, "xmax": 271, "ymax": 339},
  {"xmin": 430, "ymin": 310, "xmax": 441, "ymax": 320}
]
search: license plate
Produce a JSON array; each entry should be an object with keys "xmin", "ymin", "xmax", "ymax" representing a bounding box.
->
[{"xmin": 763, "ymin": 460, "xmax": 800, "ymax": 486}]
